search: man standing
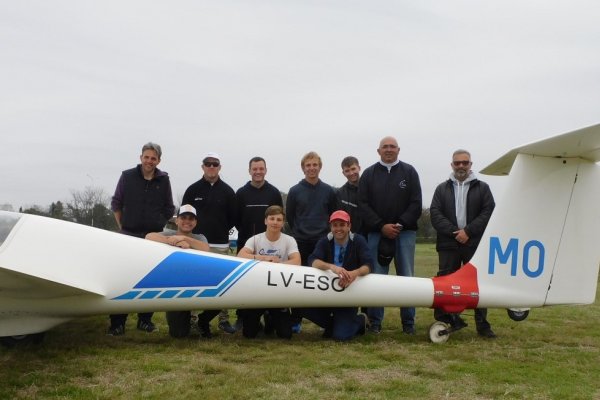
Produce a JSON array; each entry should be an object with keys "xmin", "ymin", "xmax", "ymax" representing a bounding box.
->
[
  {"xmin": 109, "ymin": 142, "xmax": 175, "ymax": 335},
  {"xmin": 182, "ymin": 152, "xmax": 237, "ymax": 334},
  {"xmin": 336, "ymin": 156, "xmax": 365, "ymax": 237},
  {"xmin": 286, "ymin": 151, "xmax": 338, "ymax": 333},
  {"xmin": 301, "ymin": 210, "xmax": 371, "ymax": 341},
  {"xmin": 235, "ymin": 156, "xmax": 283, "ymax": 255},
  {"xmin": 358, "ymin": 137, "xmax": 422, "ymax": 335},
  {"xmin": 430, "ymin": 149, "xmax": 496, "ymax": 338},
  {"xmin": 286, "ymin": 151, "xmax": 338, "ymax": 266}
]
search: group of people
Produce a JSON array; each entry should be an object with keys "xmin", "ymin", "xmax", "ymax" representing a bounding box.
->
[{"xmin": 107, "ymin": 136, "xmax": 497, "ymax": 340}]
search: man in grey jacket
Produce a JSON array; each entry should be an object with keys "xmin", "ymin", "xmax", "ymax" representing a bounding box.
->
[{"xmin": 430, "ymin": 149, "xmax": 496, "ymax": 338}]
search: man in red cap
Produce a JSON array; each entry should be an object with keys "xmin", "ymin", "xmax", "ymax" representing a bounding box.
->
[{"xmin": 300, "ymin": 210, "xmax": 373, "ymax": 340}]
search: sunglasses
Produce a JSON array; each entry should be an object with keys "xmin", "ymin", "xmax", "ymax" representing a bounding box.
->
[
  {"xmin": 452, "ymin": 161, "xmax": 471, "ymax": 166},
  {"xmin": 203, "ymin": 161, "xmax": 220, "ymax": 168}
]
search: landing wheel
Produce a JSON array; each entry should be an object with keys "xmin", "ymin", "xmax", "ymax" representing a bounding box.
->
[
  {"xmin": 166, "ymin": 311, "xmax": 192, "ymax": 338},
  {"xmin": 507, "ymin": 309, "xmax": 530, "ymax": 322},
  {"xmin": 429, "ymin": 321, "xmax": 450, "ymax": 344},
  {"xmin": 0, "ymin": 333, "xmax": 45, "ymax": 347}
]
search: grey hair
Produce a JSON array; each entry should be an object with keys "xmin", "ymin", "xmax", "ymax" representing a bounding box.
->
[
  {"xmin": 452, "ymin": 149, "xmax": 471, "ymax": 158},
  {"xmin": 142, "ymin": 142, "xmax": 162, "ymax": 159}
]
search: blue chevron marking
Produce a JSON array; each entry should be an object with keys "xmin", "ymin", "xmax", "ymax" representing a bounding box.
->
[
  {"xmin": 178, "ymin": 289, "xmax": 199, "ymax": 298},
  {"xmin": 140, "ymin": 290, "xmax": 161, "ymax": 299},
  {"xmin": 159, "ymin": 290, "xmax": 180, "ymax": 298},
  {"xmin": 198, "ymin": 260, "xmax": 257, "ymax": 297},
  {"xmin": 134, "ymin": 252, "xmax": 244, "ymax": 289}
]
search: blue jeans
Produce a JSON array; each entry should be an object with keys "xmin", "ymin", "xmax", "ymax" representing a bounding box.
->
[
  {"xmin": 298, "ymin": 307, "xmax": 365, "ymax": 341},
  {"xmin": 367, "ymin": 231, "xmax": 416, "ymax": 329}
]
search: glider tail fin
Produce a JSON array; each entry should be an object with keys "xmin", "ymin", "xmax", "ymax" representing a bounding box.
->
[{"xmin": 471, "ymin": 123, "xmax": 600, "ymax": 308}]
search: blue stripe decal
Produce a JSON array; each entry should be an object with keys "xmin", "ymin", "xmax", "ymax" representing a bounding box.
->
[
  {"xmin": 114, "ymin": 291, "xmax": 141, "ymax": 300},
  {"xmin": 140, "ymin": 290, "xmax": 161, "ymax": 299},
  {"xmin": 178, "ymin": 289, "xmax": 199, "ymax": 298},
  {"xmin": 159, "ymin": 290, "xmax": 180, "ymax": 299}
]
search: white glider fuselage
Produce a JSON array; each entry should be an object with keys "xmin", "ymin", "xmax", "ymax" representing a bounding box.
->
[{"xmin": 1, "ymin": 123, "xmax": 600, "ymax": 337}]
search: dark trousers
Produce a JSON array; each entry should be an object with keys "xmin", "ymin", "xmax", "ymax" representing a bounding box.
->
[
  {"xmin": 291, "ymin": 239, "xmax": 319, "ymax": 325},
  {"xmin": 239, "ymin": 308, "xmax": 292, "ymax": 339},
  {"xmin": 197, "ymin": 309, "xmax": 221, "ymax": 329},
  {"xmin": 109, "ymin": 312, "xmax": 153, "ymax": 328},
  {"xmin": 435, "ymin": 247, "xmax": 491, "ymax": 331},
  {"xmin": 298, "ymin": 307, "xmax": 365, "ymax": 341}
]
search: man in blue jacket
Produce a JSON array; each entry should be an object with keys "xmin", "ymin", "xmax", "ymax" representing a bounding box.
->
[{"xmin": 301, "ymin": 210, "xmax": 371, "ymax": 341}]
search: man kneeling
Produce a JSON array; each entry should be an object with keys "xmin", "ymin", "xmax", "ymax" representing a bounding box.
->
[{"xmin": 301, "ymin": 210, "xmax": 372, "ymax": 341}]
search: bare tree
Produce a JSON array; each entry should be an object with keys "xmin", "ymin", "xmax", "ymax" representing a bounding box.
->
[{"xmin": 66, "ymin": 187, "xmax": 117, "ymax": 230}]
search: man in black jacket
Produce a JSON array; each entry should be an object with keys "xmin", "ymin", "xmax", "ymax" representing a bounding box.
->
[
  {"xmin": 109, "ymin": 142, "xmax": 175, "ymax": 335},
  {"xmin": 430, "ymin": 149, "xmax": 496, "ymax": 338},
  {"xmin": 358, "ymin": 136, "xmax": 422, "ymax": 335}
]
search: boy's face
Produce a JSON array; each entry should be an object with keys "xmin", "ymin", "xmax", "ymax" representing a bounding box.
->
[
  {"xmin": 302, "ymin": 158, "xmax": 321, "ymax": 180},
  {"xmin": 265, "ymin": 213, "xmax": 285, "ymax": 231},
  {"xmin": 176, "ymin": 214, "xmax": 197, "ymax": 234},
  {"xmin": 342, "ymin": 163, "xmax": 360, "ymax": 185}
]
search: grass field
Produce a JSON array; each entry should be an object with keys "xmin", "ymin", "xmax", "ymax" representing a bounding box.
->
[{"xmin": 1, "ymin": 244, "xmax": 599, "ymax": 399}]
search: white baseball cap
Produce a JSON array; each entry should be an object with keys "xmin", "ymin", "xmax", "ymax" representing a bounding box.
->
[{"xmin": 178, "ymin": 204, "xmax": 197, "ymax": 218}]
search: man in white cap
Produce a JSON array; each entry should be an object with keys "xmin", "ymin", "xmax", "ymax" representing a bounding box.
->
[
  {"xmin": 146, "ymin": 204, "xmax": 209, "ymax": 251},
  {"xmin": 182, "ymin": 152, "xmax": 238, "ymax": 334},
  {"xmin": 146, "ymin": 204, "xmax": 213, "ymax": 338}
]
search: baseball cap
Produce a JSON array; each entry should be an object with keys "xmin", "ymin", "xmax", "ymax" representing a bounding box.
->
[
  {"xmin": 329, "ymin": 210, "xmax": 350, "ymax": 223},
  {"xmin": 178, "ymin": 204, "xmax": 197, "ymax": 218},
  {"xmin": 203, "ymin": 152, "xmax": 220, "ymax": 162}
]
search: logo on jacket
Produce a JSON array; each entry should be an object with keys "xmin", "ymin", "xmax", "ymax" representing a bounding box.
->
[{"xmin": 399, "ymin": 180, "xmax": 407, "ymax": 189}]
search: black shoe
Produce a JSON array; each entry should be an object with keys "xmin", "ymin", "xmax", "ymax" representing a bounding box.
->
[
  {"xmin": 402, "ymin": 325, "xmax": 416, "ymax": 335},
  {"xmin": 199, "ymin": 323, "xmax": 213, "ymax": 339},
  {"xmin": 137, "ymin": 320, "xmax": 158, "ymax": 333},
  {"xmin": 477, "ymin": 328, "xmax": 497, "ymax": 339},
  {"xmin": 368, "ymin": 325, "xmax": 381, "ymax": 334},
  {"xmin": 451, "ymin": 316, "xmax": 468, "ymax": 331},
  {"xmin": 107, "ymin": 325, "xmax": 125, "ymax": 336}
]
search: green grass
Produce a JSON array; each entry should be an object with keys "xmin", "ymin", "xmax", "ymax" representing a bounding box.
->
[{"xmin": 2, "ymin": 244, "xmax": 599, "ymax": 399}]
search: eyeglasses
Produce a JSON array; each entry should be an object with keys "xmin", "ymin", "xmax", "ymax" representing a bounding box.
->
[
  {"xmin": 203, "ymin": 162, "xmax": 220, "ymax": 168},
  {"xmin": 452, "ymin": 161, "xmax": 471, "ymax": 166}
]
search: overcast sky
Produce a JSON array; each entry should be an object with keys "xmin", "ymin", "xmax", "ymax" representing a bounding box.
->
[{"xmin": 1, "ymin": 1, "xmax": 599, "ymax": 211}]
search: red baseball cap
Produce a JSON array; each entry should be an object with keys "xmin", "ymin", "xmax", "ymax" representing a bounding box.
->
[{"xmin": 329, "ymin": 210, "xmax": 351, "ymax": 223}]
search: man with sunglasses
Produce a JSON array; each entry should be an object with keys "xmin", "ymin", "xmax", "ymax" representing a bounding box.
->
[
  {"xmin": 182, "ymin": 152, "xmax": 237, "ymax": 335},
  {"xmin": 430, "ymin": 149, "xmax": 496, "ymax": 338}
]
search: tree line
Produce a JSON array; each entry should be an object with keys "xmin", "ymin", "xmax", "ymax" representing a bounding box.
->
[{"xmin": 7, "ymin": 187, "xmax": 435, "ymax": 242}]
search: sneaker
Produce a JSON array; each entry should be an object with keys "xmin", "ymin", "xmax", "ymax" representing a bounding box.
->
[
  {"xmin": 368, "ymin": 325, "xmax": 381, "ymax": 334},
  {"xmin": 402, "ymin": 325, "xmax": 416, "ymax": 335},
  {"xmin": 477, "ymin": 328, "xmax": 497, "ymax": 339},
  {"xmin": 137, "ymin": 320, "xmax": 158, "ymax": 333},
  {"xmin": 107, "ymin": 325, "xmax": 125, "ymax": 336},
  {"xmin": 199, "ymin": 323, "xmax": 213, "ymax": 339},
  {"xmin": 218, "ymin": 320, "xmax": 236, "ymax": 334},
  {"xmin": 291, "ymin": 322, "xmax": 302, "ymax": 334}
]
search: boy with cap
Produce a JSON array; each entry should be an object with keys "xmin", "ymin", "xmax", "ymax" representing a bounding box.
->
[
  {"xmin": 146, "ymin": 204, "xmax": 214, "ymax": 338},
  {"xmin": 299, "ymin": 210, "xmax": 372, "ymax": 341},
  {"xmin": 145, "ymin": 204, "xmax": 209, "ymax": 251}
]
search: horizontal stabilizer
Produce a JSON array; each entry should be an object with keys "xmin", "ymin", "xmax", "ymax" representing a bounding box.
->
[{"xmin": 481, "ymin": 123, "xmax": 600, "ymax": 176}]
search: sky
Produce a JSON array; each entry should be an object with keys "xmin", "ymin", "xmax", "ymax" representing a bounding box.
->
[{"xmin": 1, "ymin": 0, "xmax": 599, "ymax": 211}]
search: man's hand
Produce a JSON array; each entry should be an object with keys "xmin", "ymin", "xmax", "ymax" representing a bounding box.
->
[
  {"xmin": 453, "ymin": 229, "xmax": 469, "ymax": 244},
  {"xmin": 381, "ymin": 223, "xmax": 402, "ymax": 239}
]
